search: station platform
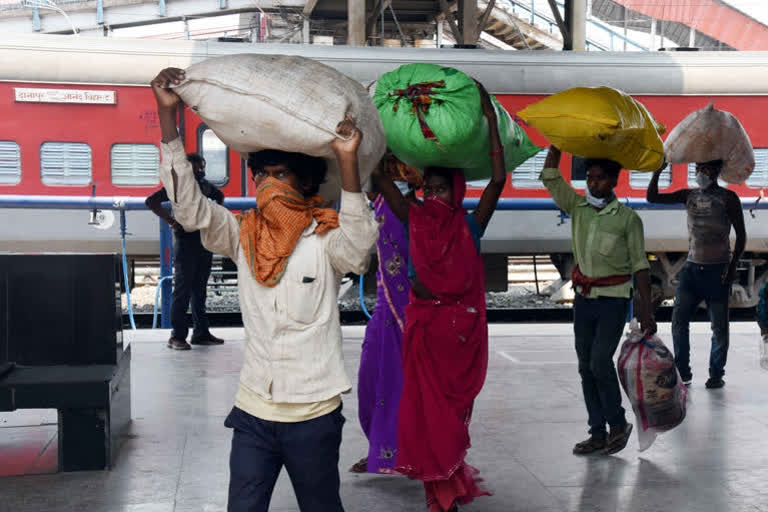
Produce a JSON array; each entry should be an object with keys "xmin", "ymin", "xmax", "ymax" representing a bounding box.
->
[{"xmin": 1, "ymin": 322, "xmax": 767, "ymax": 512}]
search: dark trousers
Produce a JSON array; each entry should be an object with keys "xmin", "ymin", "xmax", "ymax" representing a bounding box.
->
[
  {"xmin": 574, "ymin": 294, "xmax": 629, "ymax": 437},
  {"xmin": 170, "ymin": 234, "xmax": 212, "ymax": 341},
  {"xmin": 225, "ymin": 406, "xmax": 345, "ymax": 512},
  {"xmin": 671, "ymin": 262, "xmax": 730, "ymax": 379}
]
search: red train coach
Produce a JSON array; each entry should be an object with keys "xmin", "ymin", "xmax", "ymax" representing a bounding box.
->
[{"xmin": 1, "ymin": 35, "xmax": 768, "ymax": 306}]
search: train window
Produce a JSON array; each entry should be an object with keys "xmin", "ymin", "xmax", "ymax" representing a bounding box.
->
[
  {"xmin": 199, "ymin": 128, "xmax": 229, "ymax": 187},
  {"xmin": 630, "ymin": 168, "xmax": 671, "ymax": 189},
  {"xmin": 0, "ymin": 141, "xmax": 21, "ymax": 185},
  {"xmin": 40, "ymin": 142, "xmax": 91, "ymax": 186},
  {"xmin": 511, "ymin": 151, "xmax": 548, "ymax": 188},
  {"xmin": 110, "ymin": 144, "xmax": 160, "ymax": 186},
  {"xmin": 746, "ymin": 149, "xmax": 768, "ymax": 188},
  {"xmin": 687, "ymin": 163, "xmax": 727, "ymax": 187},
  {"xmin": 570, "ymin": 156, "xmax": 587, "ymax": 188}
]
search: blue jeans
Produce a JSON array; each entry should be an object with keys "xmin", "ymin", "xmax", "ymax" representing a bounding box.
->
[
  {"xmin": 170, "ymin": 232, "xmax": 212, "ymax": 341},
  {"xmin": 574, "ymin": 294, "xmax": 629, "ymax": 437},
  {"xmin": 671, "ymin": 262, "xmax": 730, "ymax": 379},
  {"xmin": 225, "ymin": 406, "xmax": 345, "ymax": 512}
]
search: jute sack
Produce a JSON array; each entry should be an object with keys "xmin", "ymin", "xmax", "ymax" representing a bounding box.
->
[
  {"xmin": 664, "ymin": 103, "xmax": 754, "ymax": 184},
  {"xmin": 173, "ymin": 54, "xmax": 386, "ymax": 200}
]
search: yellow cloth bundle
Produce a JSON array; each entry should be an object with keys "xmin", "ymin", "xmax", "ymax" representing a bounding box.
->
[{"xmin": 517, "ymin": 86, "xmax": 665, "ymax": 171}]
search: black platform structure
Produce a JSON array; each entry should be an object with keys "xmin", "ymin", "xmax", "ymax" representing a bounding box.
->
[{"xmin": 0, "ymin": 254, "xmax": 131, "ymax": 472}]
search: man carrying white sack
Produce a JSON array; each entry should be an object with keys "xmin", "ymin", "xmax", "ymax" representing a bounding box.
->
[
  {"xmin": 647, "ymin": 161, "xmax": 746, "ymax": 389},
  {"xmin": 151, "ymin": 67, "xmax": 378, "ymax": 512}
]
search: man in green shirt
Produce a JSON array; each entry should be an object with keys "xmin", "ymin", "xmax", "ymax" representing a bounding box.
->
[{"xmin": 541, "ymin": 146, "xmax": 656, "ymax": 456}]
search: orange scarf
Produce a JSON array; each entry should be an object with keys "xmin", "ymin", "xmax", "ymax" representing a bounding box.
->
[{"xmin": 239, "ymin": 178, "xmax": 339, "ymax": 287}]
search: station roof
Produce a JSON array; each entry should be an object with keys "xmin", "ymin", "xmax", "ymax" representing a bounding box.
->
[
  {"xmin": 598, "ymin": 0, "xmax": 768, "ymax": 50},
  {"xmin": 1, "ymin": 0, "xmax": 767, "ymax": 51}
]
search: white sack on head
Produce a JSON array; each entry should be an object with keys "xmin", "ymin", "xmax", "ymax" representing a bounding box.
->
[
  {"xmin": 664, "ymin": 103, "xmax": 754, "ymax": 184},
  {"xmin": 173, "ymin": 53, "xmax": 386, "ymax": 200}
]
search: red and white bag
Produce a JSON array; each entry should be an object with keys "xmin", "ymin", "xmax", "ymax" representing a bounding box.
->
[{"xmin": 618, "ymin": 321, "xmax": 687, "ymax": 451}]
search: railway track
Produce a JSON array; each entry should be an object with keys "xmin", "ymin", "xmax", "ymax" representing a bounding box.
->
[{"xmin": 123, "ymin": 255, "xmax": 760, "ymax": 328}]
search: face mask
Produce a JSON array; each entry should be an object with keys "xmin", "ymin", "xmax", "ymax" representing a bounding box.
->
[
  {"xmin": 585, "ymin": 187, "xmax": 614, "ymax": 209},
  {"xmin": 256, "ymin": 177, "xmax": 297, "ymax": 207},
  {"xmin": 696, "ymin": 172, "xmax": 713, "ymax": 189},
  {"xmin": 394, "ymin": 181, "xmax": 411, "ymax": 196}
]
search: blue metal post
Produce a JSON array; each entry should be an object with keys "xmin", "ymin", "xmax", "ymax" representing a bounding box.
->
[
  {"xmin": 530, "ymin": 0, "xmax": 535, "ymax": 24},
  {"xmin": 159, "ymin": 218, "xmax": 173, "ymax": 329},
  {"xmin": 32, "ymin": 7, "xmax": 41, "ymax": 31},
  {"xmin": 158, "ymin": 0, "xmax": 166, "ymax": 17},
  {"xmin": 96, "ymin": 0, "xmax": 103, "ymax": 24},
  {"xmin": 120, "ymin": 210, "xmax": 136, "ymax": 330}
]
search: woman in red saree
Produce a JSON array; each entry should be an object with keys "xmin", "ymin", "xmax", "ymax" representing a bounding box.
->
[{"xmin": 373, "ymin": 82, "xmax": 507, "ymax": 511}]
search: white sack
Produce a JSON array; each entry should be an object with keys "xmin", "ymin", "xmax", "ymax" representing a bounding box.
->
[
  {"xmin": 664, "ymin": 103, "xmax": 754, "ymax": 184},
  {"xmin": 173, "ymin": 54, "xmax": 386, "ymax": 200}
]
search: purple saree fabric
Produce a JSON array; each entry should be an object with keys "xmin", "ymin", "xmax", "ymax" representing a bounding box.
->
[{"xmin": 357, "ymin": 195, "xmax": 410, "ymax": 473}]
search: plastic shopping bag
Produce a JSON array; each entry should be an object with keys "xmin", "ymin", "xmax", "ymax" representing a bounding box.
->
[{"xmin": 617, "ymin": 320, "xmax": 687, "ymax": 451}]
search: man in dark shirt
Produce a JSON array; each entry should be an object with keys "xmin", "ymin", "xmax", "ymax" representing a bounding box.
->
[
  {"xmin": 146, "ymin": 152, "xmax": 225, "ymax": 350},
  {"xmin": 647, "ymin": 160, "xmax": 746, "ymax": 389}
]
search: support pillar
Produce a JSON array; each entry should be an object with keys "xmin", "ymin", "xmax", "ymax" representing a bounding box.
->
[
  {"xmin": 347, "ymin": 0, "xmax": 366, "ymax": 46},
  {"xmin": 650, "ymin": 17, "xmax": 656, "ymax": 50},
  {"xmin": 159, "ymin": 218, "xmax": 173, "ymax": 329},
  {"xmin": 436, "ymin": 19, "xmax": 443, "ymax": 47},
  {"xmin": 302, "ymin": 18, "xmax": 310, "ymax": 43},
  {"xmin": 458, "ymin": 0, "xmax": 478, "ymax": 46},
  {"xmin": 32, "ymin": 7, "xmax": 41, "ymax": 31},
  {"xmin": 564, "ymin": 0, "xmax": 586, "ymax": 51},
  {"xmin": 623, "ymin": 6, "xmax": 628, "ymax": 51}
]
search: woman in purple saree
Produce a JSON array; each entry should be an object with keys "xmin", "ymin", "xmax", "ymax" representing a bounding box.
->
[{"xmin": 352, "ymin": 190, "xmax": 411, "ymax": 474}]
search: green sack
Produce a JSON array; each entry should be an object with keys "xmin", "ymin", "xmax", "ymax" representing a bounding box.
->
[{"xmin": 374, "ymin": 63, "xmax": 541, "ymax": 181}]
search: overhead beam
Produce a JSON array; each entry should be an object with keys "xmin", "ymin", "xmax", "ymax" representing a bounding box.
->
[
  {"xmin": 476, "ymin": 0, "xmax": 495, "ymax": 37},
  {"xmin": 546, "ymin": 0, "xmax": 569, "ymax": 45},
  {"xmin": 303, "ymin": 0, "xmax": 319, "ymax": 16},
  {"xmin": 0, "ymin": 0, "xmax": 305, "ymax": 34},
  {"xmin": 438, "ymin": 0, "xmax": 462, "ymax": 44},
  {"xmin": 366, "ymin": 0, "xmax": 392, "ymax": 37}
]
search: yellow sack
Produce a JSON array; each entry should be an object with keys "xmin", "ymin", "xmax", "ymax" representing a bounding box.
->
[{"xmin": 517, "ymin": 87, "xmax": 665, "ymax": 171}]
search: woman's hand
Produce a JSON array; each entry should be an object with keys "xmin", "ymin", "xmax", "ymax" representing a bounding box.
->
[{"xmin": 475, "ymin": 79, "xmax": 497, "ymax": 125}]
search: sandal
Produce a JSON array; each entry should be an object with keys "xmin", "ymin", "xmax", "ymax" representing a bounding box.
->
[
  {"xmin": 572, "ymin": 435, "xmax": 607, "ymax": 455},
  {"xmin": 604, "ymin": 423, "xmax": 633, "ymax": 455},
  {"xmin": 349, "ymin": 457, "xmax": 368, "ymax": 473}
]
